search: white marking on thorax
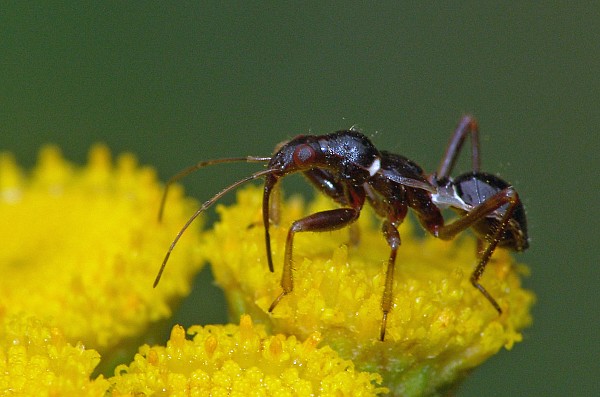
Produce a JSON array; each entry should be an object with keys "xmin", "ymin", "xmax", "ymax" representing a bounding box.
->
[{"xmin": 368, "ymin": 157, "xmax": 381, "ymax": 176}]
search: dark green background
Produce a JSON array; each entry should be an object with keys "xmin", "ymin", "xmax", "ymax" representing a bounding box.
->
[{"xmin": 2, "ymin": 3, "xmax": 598, "ymax": 396}]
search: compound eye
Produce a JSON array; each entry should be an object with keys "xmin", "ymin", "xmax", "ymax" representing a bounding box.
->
[{"xmin": 292, "ymin": 144, "xmax": 316, "ymax": 166}]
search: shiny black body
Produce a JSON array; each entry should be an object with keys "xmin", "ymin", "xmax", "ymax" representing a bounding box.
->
[
  {"xmin": 450, "ymin": 172, "xmax": 528, "ymax": 251},
  {"xmin": 154, "ymin": 115, "xmax": 529, "ymax": 341}
]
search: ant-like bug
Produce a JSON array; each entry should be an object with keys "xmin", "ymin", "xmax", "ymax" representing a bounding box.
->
[{"xmin": 153, "ymin": 115, "xmax": 529, "ymax": 341}]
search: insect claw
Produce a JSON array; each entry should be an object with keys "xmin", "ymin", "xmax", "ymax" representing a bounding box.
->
[{"xmin": 268, "ymin": 291, "xmax": 286, "ymax": 313}]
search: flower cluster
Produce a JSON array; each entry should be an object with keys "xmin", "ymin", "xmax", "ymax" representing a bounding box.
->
[{"xmin": 0, "ymin": 145, "xmax": 534, "ymax": 396}]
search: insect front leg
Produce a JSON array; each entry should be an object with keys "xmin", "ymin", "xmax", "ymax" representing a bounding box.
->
[
  {"xmin": 268, "ymin": 207, "xmax": 361, "ymax": 313},
  {"xmin": 304, "ymin": 168, "xmax": 362, "ymax": 245},
  {"xmin": 263, "ymin": 174, "xmax": 280, "ymax": 273}
]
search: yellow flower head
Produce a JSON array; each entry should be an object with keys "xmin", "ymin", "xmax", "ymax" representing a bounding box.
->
[
  {"xmin": 0, "ymin": 145, "xmax": 204, "ymax": 351},
  {"xmin": 110, "ymin": 315, "xmax": 387, "ymax": 396},
  {"xmin": 0, "ymin": 143, "xmax": 535, "ymax": 396},
  {"xmin": 0, "ymin": 313, "xmax": 109, "ymax": 396},
  {"xmin": 205, "ymin": 186, "xmax": 534, "ymax": 396}
]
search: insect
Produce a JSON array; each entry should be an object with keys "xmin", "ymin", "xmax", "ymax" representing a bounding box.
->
[{"xmin": 153, "ymin": 115, "xmax": 529, "ymax": 341}]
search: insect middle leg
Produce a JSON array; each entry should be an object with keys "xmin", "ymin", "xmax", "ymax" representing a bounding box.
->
[
  {"xmin": 363, "ymin": 184, "xmax": 409, "ymax": 341},
  {"xmin": 380, "ymin": 220, "xmax": 401, "ymax": 341}
]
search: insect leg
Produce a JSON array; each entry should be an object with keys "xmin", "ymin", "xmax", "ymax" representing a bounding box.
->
[
  {"xmin": 263, "ymin": 174, "xmax": 279, "ymax": 273},
  {"xmin": 268, "ymin": 207, "xmax": 361, "ymax": 312},
  {"xmin": 437, "ymin": 115, "xmax": 481, "ymax": 179},
  {"xmin": 435, "ymin": 187, "xmax": 521, "ymax": 313},
  {"xmin": 380, "ymin": 220, "xmax": 401, "ymax": 341}
]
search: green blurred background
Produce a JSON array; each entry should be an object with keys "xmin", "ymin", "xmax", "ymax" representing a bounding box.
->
[{"xmin": 1, "ymin": 2, "xmax": 598, "ymax": 396}]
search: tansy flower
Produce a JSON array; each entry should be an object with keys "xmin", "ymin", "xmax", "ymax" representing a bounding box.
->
[
  {"xmin": 205, "ymin": 185, "xmax": 534, "ymax": 396},
  {"xmin": 0, "ymin": 144, "xmax": 534, "ymax": 396},
  {"xmin": 0, "ymin": 313, "xmax": 109, "ymax": 396},
  {"xmin": 0, "ymin": 145, "xmax": 204, "ymax": 353},
  {"xmin": 110, "ymin": 314, "xmax": 387, "ymax": 396}
]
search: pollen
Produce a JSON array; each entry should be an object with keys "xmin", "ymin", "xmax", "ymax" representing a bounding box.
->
[
  {"xmin": 0, "ymin": 314, "xmax": 109, "ymax": 395},
  {"xmin": 204, "ymin": 185, "xmax": 535, "ymax": 396},
  {"xmin": 0, "ymin": 145, "xmax": 204, "ymax": 351},
  {"xmin": 110, "ymin": 315, "xmax": 387, "ymax": 396}
]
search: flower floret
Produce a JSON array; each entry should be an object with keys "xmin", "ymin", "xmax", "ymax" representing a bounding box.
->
[
  {"xmin": 0, "ymin": 314, "xmax": 109, "ymax": 395},
  {"xmin": 110, "ymin": 315, "xmax": 387, "ymax": 396}
]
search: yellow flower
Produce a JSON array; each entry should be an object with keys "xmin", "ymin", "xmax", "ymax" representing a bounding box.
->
[
  {"xmin": 0, "ymin": 143, "xmax": 535, "ymax": 396},
  {"xmin": 205, "ymin": 185, "xmax": 535, "ymax": 396},
  {"xmin": 0, "ymin": 145, "xmax": 204, "ymax": 351},
  {"xmin": 0, "ymin": 313, "xmax": 109, "ymax": 396},
  {"xmin": 110, "ymin": 314, "xmax": 387, "ymax": 396}
]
